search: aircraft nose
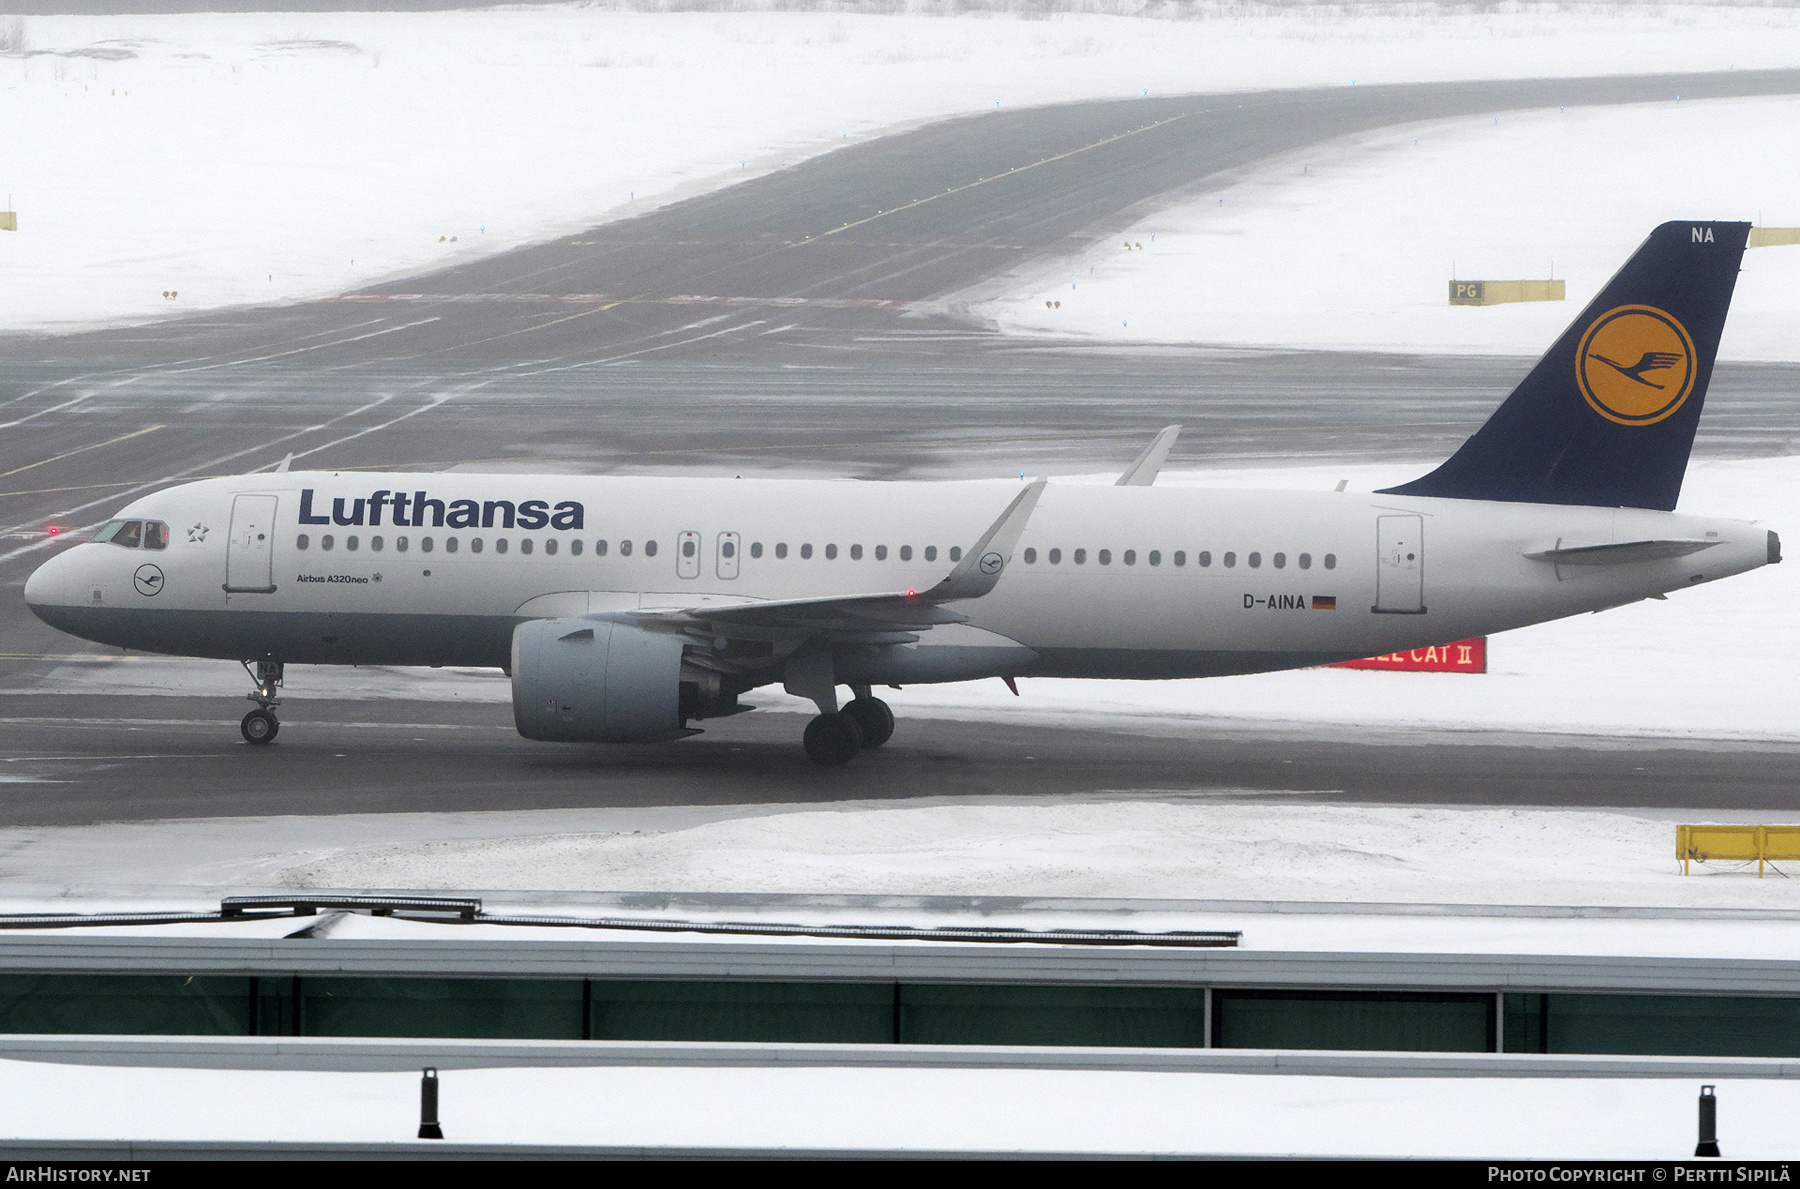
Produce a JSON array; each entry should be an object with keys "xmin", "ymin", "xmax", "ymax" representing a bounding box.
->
[{"xmin": 23, "ymin": 550, "xmax": 72, "ymax": 621}]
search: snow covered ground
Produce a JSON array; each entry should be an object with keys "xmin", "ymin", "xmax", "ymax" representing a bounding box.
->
[
  {"xmin": 2, "ymin": 4, "xmax": 1798, "ymax": 332},
  {"xmin": 969, "ymin": 95, "xmax": 1800, "ymax": 358},
  {"xmin": 4, "ymin": 1055, "xmax": 1796, "ymax": 1157},
  {"xmin": 7, "ymin": 790, "xmax": 1800, "ymax": 909},
  {"xmin": 248, "ymin": 801, "xmax": 1800, "ymax": 907}
]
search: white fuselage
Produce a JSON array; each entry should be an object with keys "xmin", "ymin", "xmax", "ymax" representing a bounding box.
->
[{"xmin": 23, "ymin": 472, "xmax": 1775, "ymax": 683}]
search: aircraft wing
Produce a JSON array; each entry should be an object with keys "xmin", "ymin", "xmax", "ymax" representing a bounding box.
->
[{"xmin": 603, "ymin": 479, "xmax": 1046, "ymax": 644}]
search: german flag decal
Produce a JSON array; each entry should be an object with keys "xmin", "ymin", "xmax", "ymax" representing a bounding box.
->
[{"xmin": 1311, "ymin": 595, "xmax": 1337, "ymax": 610}]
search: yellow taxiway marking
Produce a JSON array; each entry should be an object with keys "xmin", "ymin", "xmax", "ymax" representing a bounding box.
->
[{"xmin": 0, "ymin": 425, "xmax": 166, "ymax": 481}]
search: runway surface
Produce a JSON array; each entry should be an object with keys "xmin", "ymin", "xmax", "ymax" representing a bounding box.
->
[
  {"xmin": 4, "ymin": 70, "xmax": 1800, "ymax": 824},
  {"xmin": 4, "ymin": 695, "xmax": 1799, "ymax": 829}
]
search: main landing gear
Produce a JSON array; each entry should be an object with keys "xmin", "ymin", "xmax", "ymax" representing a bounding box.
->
[
  {"xmin": 240, "ymin": 659, "xmax": 283, "ymax": 745},
  {"xmin": 802, "ymin": 688, "xmax": 896, "ymax": 766}
]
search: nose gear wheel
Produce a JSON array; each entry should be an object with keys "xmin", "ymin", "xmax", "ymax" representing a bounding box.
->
[{"xmin": 241, "ymin": 708, "xmax": 279, "ymax": 744}]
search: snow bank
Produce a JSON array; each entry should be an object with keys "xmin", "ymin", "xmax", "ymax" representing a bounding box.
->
[
  {"xmin": 970, "ymin": 95, "xmax": 1800, "ymax": 358},
  {"xmin": 275, "ymin": 801, "xmax": 1800, "ymax": 908},
  {"xmin": 2, "ymin": 4, "xmax": 1798, "ymax": 331},
  {"xmin": 4, "ymin": 1055, "xmax": 1797, "ymax": 1157}
]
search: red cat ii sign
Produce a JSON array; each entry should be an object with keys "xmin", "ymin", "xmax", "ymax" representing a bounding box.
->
[{"xmin": 1331, "ymin": 638, "xmax": 1487, "ymax": 673}]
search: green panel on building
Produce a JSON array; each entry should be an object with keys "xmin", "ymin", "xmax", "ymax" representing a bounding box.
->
[
  {"xmin": 297, "ymin": 977, "xmax": 584, "ymax": 1040},
  {"xmin": 1214, "ymin": 990, "xmax": 1494, "ymax": 1052},
  {"xmin": 899, "ymin": 984, "xmax": 1207, "ymax": 1048},
  {"xmin": 1508, "ymin": 993, "xmax": 1800, "ymax": 1058},
  {"xmin": 590, "ymin": 980, "xmax": 894, "ymax": 1043},
  {"xmin": 0, "ymin": 974, "xmax": 252, "ymax": 1036}
]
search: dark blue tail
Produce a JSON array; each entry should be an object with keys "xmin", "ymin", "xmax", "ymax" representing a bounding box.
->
[{"xmin": 1379, "ymin": 221, "xmax": 1749, "ymax": 511}]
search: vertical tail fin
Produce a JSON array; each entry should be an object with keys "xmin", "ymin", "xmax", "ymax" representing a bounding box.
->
[{"xmin": 1379, "ymin": 221, "xmax": 1749, "ymax": 511}]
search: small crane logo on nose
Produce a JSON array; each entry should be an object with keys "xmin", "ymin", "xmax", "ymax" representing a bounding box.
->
[{"xmin": 133, "ymin": 564, "xmax": 165, "ymax": 597}]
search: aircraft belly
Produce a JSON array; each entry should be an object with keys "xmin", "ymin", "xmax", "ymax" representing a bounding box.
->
[{"xmin": 29, "ymin": 605, "xmax": 513, "ymax": 667}]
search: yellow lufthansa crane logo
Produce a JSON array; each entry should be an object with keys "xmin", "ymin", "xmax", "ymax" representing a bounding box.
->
[{"xmin": 1575, "ymin": 304, "xmax": 1697, "ymax": 426}]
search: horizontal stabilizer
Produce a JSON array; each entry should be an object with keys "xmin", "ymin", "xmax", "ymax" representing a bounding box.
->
[{"xmin": 1524, "ymin": 538, "xmax": 1719, "ymax": 566}]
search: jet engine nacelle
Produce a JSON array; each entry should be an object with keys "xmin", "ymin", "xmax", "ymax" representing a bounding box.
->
[{"xmin": 511, "ymin": 617, "xmax": 690, "ymax": 743}]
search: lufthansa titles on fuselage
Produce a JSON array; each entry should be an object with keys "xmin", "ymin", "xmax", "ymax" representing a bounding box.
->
[{"xmin": 298, "ymin": 488, "xmax": 585, "ymax": 531}]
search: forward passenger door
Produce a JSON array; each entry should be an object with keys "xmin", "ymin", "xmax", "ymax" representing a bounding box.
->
[{"xmin": 225, "ymin": 494, "xmax": 278, "ymax": 594}]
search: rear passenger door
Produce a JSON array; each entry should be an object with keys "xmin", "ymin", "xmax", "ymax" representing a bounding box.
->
[{"xmin": 1373, "ymin": 514, "xmax": 1425, "ymax": 614}]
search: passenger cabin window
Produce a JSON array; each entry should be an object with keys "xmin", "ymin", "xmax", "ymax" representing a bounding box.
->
[
  {"xmin": 1023, "ymin": 548, "xmax": 1036, "ymax": 564},
  {"xmin": 949, "ymin": 547, "xmax": 962, "ymax": 562},
  {"xmin": 1123, "ymin": 550, "xmax": 1136, "ymax": 566},
  {"xmin": 1198, "ymin": 551, "xmax": 1211, "ymax": 566},
  {"xmin": 1248, "ymin": 552, "xmax": 1261, "ymax": 568},
  {"xmin": 1148, "ymin": 550, "xmax": 1160, "ymax": 566},
  {"xmin": 825, "ymin": 544, "xmax": 838, "ymax": 560},
  {"xmin": 775, "ymin": 543, "xmax": 787, "ymax": 559},
  {"xmin": 1223, "ymin": 552, "xmax": 1236, "ymax": 567},
  {"xmin": 899, "ymin": 546, "xmax": 912, "ymax": 561},
  {"xmin": 422, "ymin": 537, "xmax": 435, "ymax": 553},
  {"xmin": 569, "ymin": 540, "xmax": 581, "ymax": 556},
  {"xmin": 924, "ymin": 546, "xmax": 937, "ymax": 562},
  {"xmin": 1073, "ymin": 549, "xmax": 1086, "ymax": 564},
  {"xmin": 470, "ymin": 538, "xmax": 483, "ymax": 554},
  {"xmin": 541, "ymin": 539, "xmax": 554, "ymax": 556},
  {"xmin": 495, "ymin": 538, "xmax": 509, "ymax": 555},
  {"xmin": 1273, "ymin": 552, "xmax": 1285, "ymax": 569},
  {"xmin": 596, "ymin": 540, "xmax": 607, "ymax": 556},
  {"xmin": 750, "ymin": 542, "xmax": 763, "ymax": 559},
  {"xmin": 1048, "ymin": 548, "xmax": 1061, "ymax": 564},
  {"xmin": 371, "ymin": 536, "xmax": 384, "ymax": 552},
  {"xmin": 397, "ymin": 537, "xmax": 410, "ymax": 553},
  {"xmin": 800, "ymin": 544, "xmax": 813, "ymax": 559},
  {"xmin": 1174, "ymin": 551, "xmax": 1186, "ymax": 566},
  {"xmin": 1324, "ymin": 553, "xmax": 1337, "ymax": 570},
  {"xmin": 849, "ymin": 544, "xmax": 862, "ymax": 560},
  {"xmin": 874, "ymin": 545, "xmax": 886, "ymax": 561},
  {"xmin": 445, "ymin": 537, "xmax": 458, "ymax": 553},
  {"xmin": 620, "ymin": 540, "xmax": 632, "ymax": 557},
  {"xmin": 346, "ymin": 535, "xmax": 360, "ymax": 552},
  {"xmin": 321, "ymin": 535, "xmax": 335, "ymax": 551},
  {"xmin": 1298, "ymin": 552, "xmax": 1311, "ymax": 570},
  {"xmin": 1098, "ymin": 549, "xmax": 1111, "ymax": 565},
  {"xmin": 297, "ymin": 534, "xmax": 310, "ymax": 550},
  {"xmin": 645, "ymin": 540, "xmax": 658, "ymax": 557}
]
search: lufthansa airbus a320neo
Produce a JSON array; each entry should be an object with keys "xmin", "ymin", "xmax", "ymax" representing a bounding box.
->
[{"xmin": 25, "ymin": 222, "xmax": 1779, "ymax": 764}]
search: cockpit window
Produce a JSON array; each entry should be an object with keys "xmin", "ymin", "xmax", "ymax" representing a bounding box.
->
[
  {"xmin": 110, "ymin": 521, "xmax": 143, "ymax": 549},
  {"xmin": 143, "ymin": 521, "xmax": 169, "ymax": 550}
]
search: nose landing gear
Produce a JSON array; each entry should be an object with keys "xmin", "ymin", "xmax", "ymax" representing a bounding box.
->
[{"xmin": 240, "ymin": 659, "xmax": 283, "ymax": 745}]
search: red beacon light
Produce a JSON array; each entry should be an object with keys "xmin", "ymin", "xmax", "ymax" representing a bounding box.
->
[{"xmin": 46, "ymin": 526, "xmax": 60, "ymax": 535}]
